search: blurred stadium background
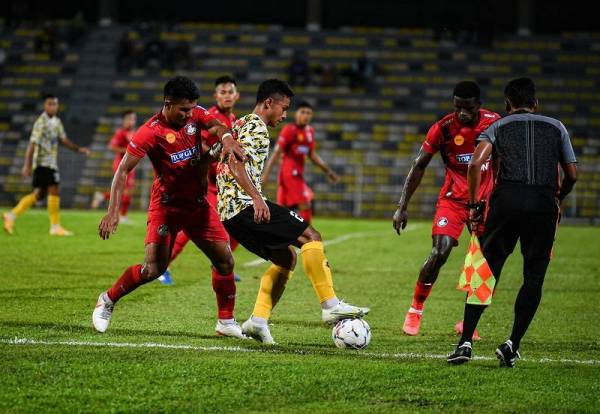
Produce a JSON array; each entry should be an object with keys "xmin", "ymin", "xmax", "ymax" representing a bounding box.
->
[{"xmin": 1, "ymin": 0, "xmax": 598, "ymax": 222}]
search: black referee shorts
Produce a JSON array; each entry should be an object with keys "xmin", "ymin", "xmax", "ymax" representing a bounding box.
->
[
  {"xmin": 223, "ymin": 200, "xmax": 309, "ymax": 260},
  {"xmin": 481, "ymin": 183, "xmax": 560, "ymax": 283},
  {"xmin": 32, "ymin": 166, "xmax": 60, "ymax": 188}
]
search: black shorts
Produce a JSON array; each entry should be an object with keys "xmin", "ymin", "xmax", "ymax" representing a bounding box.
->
[
  {"xmin": 32, "ymin": 167, "xmax": 60, "ymax": 188},
  {"xmin": 223, "ymin": 200, "xmax": 309, "ymax": 260}
]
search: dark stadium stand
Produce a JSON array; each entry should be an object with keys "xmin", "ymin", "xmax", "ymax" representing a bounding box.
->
[{"xmin": 1, "ymin": 23, "xmax": 598, "ymax": 221}]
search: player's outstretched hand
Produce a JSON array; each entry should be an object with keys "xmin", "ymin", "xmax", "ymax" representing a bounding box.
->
[
  {"xmin": 98, "ymin": 212, "xmax": 119, "ymax": 240},
  {"xmin": 79, "ymin": 147, "xmax": 91, "ymax": 156},
  {"xmin": 327, "ymin": 171, "xmax": 340, "ymax": 184},
  {"xmin": 392, "ymin": 208, "xmax": 408, "ymax": 235},
  {"xmin": 21, "ymin": 165, "xmax": 32, "ymax": 178},
  {"xmin": 253, "ymin": 197, "xmax": 270, "ymax": 224},
  {"xmin": 221, "ymin": 135, "xmax": 246, "ymax": 163}
]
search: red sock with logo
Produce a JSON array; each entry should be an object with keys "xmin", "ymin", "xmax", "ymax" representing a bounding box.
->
[
  {"xmin": 107, "ymin": 264, "xmax": 145, "ymax": 303},
  {"xmin": 410, "ymin": 281, "xmax": 433, "ymax": 311},
  {"xmin": 212, "ymin": 268, "xmax": 236, "ymax": 319}
]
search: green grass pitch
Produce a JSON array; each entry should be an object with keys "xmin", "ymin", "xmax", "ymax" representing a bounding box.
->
[{"xmin": 1, "ymin": 210, "xmax": 599, "ymax": 413}]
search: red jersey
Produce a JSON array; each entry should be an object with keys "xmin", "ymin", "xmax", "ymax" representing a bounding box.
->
[
  {"xmin": 126, "ymin": 106, "xmax": 215, "ymax": 211},
  {"xmin": 110, "ymin": 127, "xmax": 135, "ymax": 171},
  {"xmin": 201, "ymin": 105, "xmax": 236, "ymax": 186},
  {"xmin": 277, "ymin": 123, "xmax": 316, "ymax": 181},
  {"xmin": 422, "ymin": 109, "xmax": 501, "ymax": 202}
]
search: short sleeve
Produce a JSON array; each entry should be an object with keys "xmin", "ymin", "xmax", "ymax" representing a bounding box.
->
[
  {"xmin": 57, "ymin": 118, "xmax": 67, "ymax": 140},
  {"xmin": 192, "ymin": 106, "xmax": 217, "ymax": 129},
  {"xmin": 277, "ymin": 125, "xmax": 294, "ymax": 152},
  {"xmin": 557, "ymin": 121, "xmax": 577, "ymax": 164},
  {"xmin": 422, "ymin": 123, "xmax": 442, "ymax": 154},
  {"xmin": 29, "ymin": 118, "xmax": 43, "ymax": 144},
  {"xmin": 477, "ymin": 122, "xmax": 499, "ymax": 145},
  {"xmin": 126, "ymin": 126, "xmax": 154, "ymax": 158}
]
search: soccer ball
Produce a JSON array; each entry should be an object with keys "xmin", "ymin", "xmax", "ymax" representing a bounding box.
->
[{"xmin": 332, "ymin": 318, "xmax": 371, "ymax": 349}]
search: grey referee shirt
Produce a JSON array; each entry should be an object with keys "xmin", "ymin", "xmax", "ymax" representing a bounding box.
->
[{"xmin": 477, "ymin": 111, "xmax": 577, "ymax": 190}]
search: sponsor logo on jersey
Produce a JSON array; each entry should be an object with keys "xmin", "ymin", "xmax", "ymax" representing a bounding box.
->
[
  {"xmin": 484, "ymin": 113, "xmax": 496, "ymax": 118},
  {"xmin": 437, "ymin": 217, "xmax": 448, "ymax": 227},
  {"xmin": 456, "ymin": 153, "xmax": 473, "ymax": 164},
  {"xmin": 165, "ymin": 133, "xmax": 176, "ymax": 144},
  {"xmin": 454, "ymin": 135, "xmax": 465, "ymax": 146},
  {"xmin": 169, "ymin": 145, "xmax": 199, "ymax": 164},
  {"xmin": 185, "ymin": 124, "xmax": 197, "ymax": 136}
]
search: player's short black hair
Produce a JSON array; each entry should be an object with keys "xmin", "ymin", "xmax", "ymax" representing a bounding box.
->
[
  {"xmin": 256, "ymin": 79, "xmax": 294, "ymax": 104},
  {"xmin": 163, "ymin": 76, "xmax": 200, "ymax": 102},
  {"xmin": 453, "ymin": 81, "xmax": 481, "ymax": 101},
  {"xmin": 504, "ymin": 77, "xmax": 536, "ymax": 109},
  {"xmin": 215, "ymin": 75, "xmax": 237, "ymax": 87},
  {"xmin": 43, "ymin": 93, "xmax": 57, "ymax": 101},
  {"xmin": 122, "ymin": 109, "xmax": 135, "ymax": 117},
  {"xmin": 296, "ymin": 100, "xmax": 313, "ymax": 110}
]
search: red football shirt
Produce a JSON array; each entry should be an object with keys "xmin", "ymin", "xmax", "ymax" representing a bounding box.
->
[
  {"xmin": 422, "ymin": 109, "xmax": 501, "ymax": 202},
  {"xmin": 126, "ymin": 106, "xmax": 215, "ymax": 211},
  {"xmin": 201, "ymin": 105, "xmax": 236, "ymax": 186},
  {"xmin": 277, "ymin": 123, "xmax": 316, "ymax": 181},
  {"xmin": 110, "ymin": 127, "xmax": 135, "ymax": 171}
]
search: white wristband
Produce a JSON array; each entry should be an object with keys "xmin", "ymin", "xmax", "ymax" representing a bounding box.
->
[{"xmin": 221, "ymin": 132, "xmax": 233, "ymax": 141}]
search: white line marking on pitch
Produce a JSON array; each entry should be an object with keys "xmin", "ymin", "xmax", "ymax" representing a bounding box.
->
[
  {"xmin": 243, "ymin": 224, "xmax": 421, "ymax": 267},
  {"xmin": 2, "ymin": 337, "xmax": 598, "ymax": 366}
]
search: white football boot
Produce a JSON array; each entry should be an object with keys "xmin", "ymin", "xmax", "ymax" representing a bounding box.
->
[
  {"xmin": 322, "ymin": 300, "xmax": 370, "ymax": 324},
  {"xmin": 92, "ymin": 292, "xmax": 114, "ymax": 333},
  {"xmin": 241, "ymin": 318, "xmax": 276, "ymax": 345},
  {"xmin": 215, "ymin": 320, "xmax": 249, "ymax": 339}
]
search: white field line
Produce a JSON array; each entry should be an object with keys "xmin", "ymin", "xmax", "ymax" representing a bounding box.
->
[
  {"xmin": 243, "ymin": 224, "xmax": 421, "ymax": 267},
  {"xmin": 2, "ymin": 337, "xmax": 598, "ymax": 366}
]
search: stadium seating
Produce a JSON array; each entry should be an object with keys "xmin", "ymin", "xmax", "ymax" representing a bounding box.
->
[{"xmin": 1, "ymin": 23, "xmax": 598, "ymax": 221}]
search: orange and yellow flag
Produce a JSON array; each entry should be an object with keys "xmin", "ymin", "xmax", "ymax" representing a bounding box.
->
[{"xmin": 457, "ymin": 233, "xmax": 496, "ymax": 305}]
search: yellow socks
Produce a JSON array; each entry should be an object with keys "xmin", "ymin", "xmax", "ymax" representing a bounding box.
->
[
  {"xmin": 47, "ymin": 195, "xmax": 60, "ymax": 226},
  {"xmin": 252, "ymin": 264, "xmax": 292, "ymax": 320},
  {"xmin": 300, "ymin": 241, "xmax": 336, "ymax": 303},
  {"xmin": 12, "ymin": 192, "xmax": 37, "ymax": 217}
]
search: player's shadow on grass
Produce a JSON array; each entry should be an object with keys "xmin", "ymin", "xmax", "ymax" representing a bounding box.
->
[{"xmin": 0, "ymin": 320, "xmax": 216, "ymax": 340}]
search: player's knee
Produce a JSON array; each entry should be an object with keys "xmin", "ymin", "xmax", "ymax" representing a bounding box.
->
[
  {"xmin": 142, "ymin": 262, "xmax": 166, "ymax": 280},
  {"xmin": 304, "ymin": 226, "xmax": 322, "ymax": 242},
  {"xmin": 429, "ymin": 247, "xmax": 450, "ymax": 267},
  {"xmin": 213, "ymin": 256, "xmax": 235, "ymax": 275}
]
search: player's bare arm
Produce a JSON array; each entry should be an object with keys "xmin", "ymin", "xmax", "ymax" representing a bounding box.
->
[
  {"xmin": 228, "ymin": 157, "xmax": 271, "ymax": 224},
  {"xmin": 558, "ymin": 162, "xmax": 578, "ymax": 202},
  {"xmin": 467, "ymin": 140, "xmax": 493, "ymax": 227},
  {"xmin": 99, "ymin": 153, "xmax": 141, "ymax": 239},
  {"xmin": 60, "ymin": 136, "xmax": 91, "ymax": 155},
  {"xmin": 22, "ymin": 142, "xmax": 35, "ymax": 178},
  {"xmin": 261, "ymin": 145, "xmax": 282, "ymax": 186},
  {"xmin": 309, "ymin": 150, "xmax": 339, "ymax": 183},
  {"xmin": 393, "ymin": 147, "xmax": 434, "ymax": 234},
  {"xmin": 205, "ymin": 118, "xmax": 246, "ymax": 163}
]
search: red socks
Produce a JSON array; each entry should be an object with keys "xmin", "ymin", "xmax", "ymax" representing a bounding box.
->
[
  {"xmin": 119, "ymin": 194, "xmax": 131, "ymax": 216},
  {"xmin": 299, "ymin": 208, "xmax": 312, "ymax": 223},
  {"xmin": 107, "ymin": 264, "xmax": 145, "ymax": 303},
  {"xmin": 169, "ymin": 232, "xmax": 190, "ymax": 263},
  {"xmin": 229, "ymin": 237, "xmax": 239, "ymax": 252},
  {"xmin": 410, "ymin": 281, "xmax": 433, "ymax": 311},
  {"xmin": 211, "ymin": 268, "xmax": 236, "ymax": 320}
]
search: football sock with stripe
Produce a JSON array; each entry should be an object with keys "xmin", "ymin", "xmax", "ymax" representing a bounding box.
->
[
  {"xmin": 300, "ymin": 241, "xmax": 336, "ymax": 304},
  {"xmin": 252, "ymin": 264, "xmax": 292, "ymax": 319},
  {"xmin": 107, "ymin": 264, "xmax": 145, "ymax": 303},
  {"xmin": 410, "ymin": 281, "xmax": 433, "ymax": 312},
  {"xmin": 212, "ymin": 268, "xmax": 236, "ymax": 320}
]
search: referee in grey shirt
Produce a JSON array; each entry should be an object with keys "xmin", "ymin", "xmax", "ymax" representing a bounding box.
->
[{"xmin": 448, "ymin": 78, "xmax": 578, "ymax": 367}]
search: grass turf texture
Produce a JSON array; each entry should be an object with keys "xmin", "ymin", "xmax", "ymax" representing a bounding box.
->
[{"xmin": 1, "ymin": 210, "xmax": 599, "ymax": 413}]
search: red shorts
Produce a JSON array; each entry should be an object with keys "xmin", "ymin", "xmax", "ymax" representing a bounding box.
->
[
  {"xmin": 145, "ymin": 202, "xmax": 229, "ymax": 247},
  {"xmin": 206, "ymin": 182, "xmax": 218, "ymax": 208},
  {"xmin": 277, "ymin": 177, "xmax": 314, "ymax": 207},
  {"xmin": 431, "ymin": 198, "xmax": 484, "ymax": 242}
]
